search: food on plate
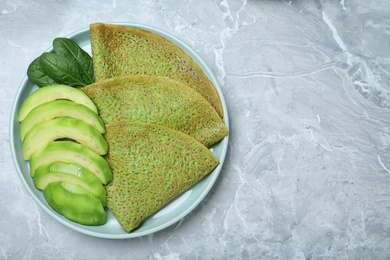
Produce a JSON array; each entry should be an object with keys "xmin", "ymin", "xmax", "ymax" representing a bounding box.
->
[
  {"xmin": 27, "ymin": 37, "xmax": 94, "ymax": 88},
  {"xmin": 29, "ymin": 141, "xmax": 112, "ymax": 183},
  {"xmin": 34, "ymin": 161, "xmax": 107, "ymax": 206},
  {"xmin": 20, "ymin": 100, "xmax": 105, "ymax": 140},
  {"xmin": 22, "ymin": 117, "xmax": 108, "ymax": 160},
  {"xmin": 103, "ymin": 120, "xmax": 219, "ymax": 232},
  {"xmin": 82, "ymin": 75, "xmax": 228, "ymax": 147},
  {"xmin": 18, "ymin": 84, "xmax": 98, "ymax": 121},
  {"xmin": 89, "ymin": 22, "xmax": 224, "ymax": 118},
  {"xmin": 44, "ymin": 181, "xmax": 106, "ymax": 225},
  {"xmin": 16, "ymin": 22, "xmax": 228, "ymax": 232}
]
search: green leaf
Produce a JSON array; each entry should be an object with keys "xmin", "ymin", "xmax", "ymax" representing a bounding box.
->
[
  {"xmin": 27, "ymin": 57, "xmax": 59, "ymax": 88},
  {"xmin": 39, "ymin": 52, "xmax": 87, "ymax": 87},
  {"xmin": 53, "ymin": 37, "xmax": 94, "ymax": 85}
]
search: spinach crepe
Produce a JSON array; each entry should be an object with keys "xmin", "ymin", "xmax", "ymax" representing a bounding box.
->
[
  {"xmin": 104, "ymin": 120, "xmax": 219, "ymax": 232},
  {"xmin": 82, "ymin": 75, "xmax": 228, "ymax": 147},
  {"xmin": 89, "ymin": 22, "xmax": 224, "ymax": 118}
]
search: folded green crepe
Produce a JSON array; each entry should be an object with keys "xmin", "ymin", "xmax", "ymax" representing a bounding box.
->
[
  {"xmin": 89, "ymin": 22, "xmax": 224, "ymax": 118},
  {"xmin": 82, "ymin": 75, "xmax": 228, "ymax": 147},
  {"xmin": 104, "ymin": 120, "xmax": 219, "ymax": 232}
]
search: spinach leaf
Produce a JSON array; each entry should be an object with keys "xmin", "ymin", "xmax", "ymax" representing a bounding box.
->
[
  {"xmin": 27, "ymin": 56, "xmax": 59, "ymax": 88},
  {"xmin": 26, "ymin": 37, "xmax": 94, "ymax": 88},
  {"xmin": 39, "ymin": 52, "xmax": 87, "ymax": 87},
  {"xmin": 53, "ymin": 37, "xmax": 95, "ymax": 85}
]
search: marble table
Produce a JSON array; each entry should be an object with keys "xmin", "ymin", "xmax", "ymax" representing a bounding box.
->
[{"xmin": 1, "ymin": 0, "xmax": 390, "ymax": 259}]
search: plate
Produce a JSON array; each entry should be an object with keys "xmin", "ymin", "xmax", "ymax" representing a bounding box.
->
[{"xmin": 9, "ymin": 22, "xmax": 229, "ymax": 239}]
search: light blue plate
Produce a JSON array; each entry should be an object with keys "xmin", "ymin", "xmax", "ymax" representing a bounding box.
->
[{"xmin": 9, "ymin": 23, "xmax": 229, "ymax": 239}]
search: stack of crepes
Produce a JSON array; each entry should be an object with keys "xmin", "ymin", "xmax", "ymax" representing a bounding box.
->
[{"xmin": 82, "ymin": 23, "xmax": 228, "ymax": 232}]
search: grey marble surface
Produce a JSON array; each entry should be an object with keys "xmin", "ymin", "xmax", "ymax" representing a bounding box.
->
[{"xmin": 1, "ymin": 0, "xmax": 390, "ymax": 259}]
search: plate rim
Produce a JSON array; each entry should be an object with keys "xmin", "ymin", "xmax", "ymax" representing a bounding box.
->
[{"xmin": 9, "ymin": 22, "xmax": 229, "ymax": 239}]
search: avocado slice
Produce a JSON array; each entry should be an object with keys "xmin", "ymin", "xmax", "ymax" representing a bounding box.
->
[
  {"xmin": 29, "ymin": 141, "xmax": 112, "ymax": 184},
  {"xmin": 34, "ymin": 161, "xmax": 107, "ymax": 207},
  {"xmin": 18, "ymin": 84, "xmax": 98, "ymax": 121},
  {"xmin": 20, "ymin": 100, "xmax": 105, "ymax": 141},
  {"xmin": 22, "ymin": 117, "xmax": 108, "ymax": 160},
  {"xmin": 44, "ymin": 181, "xmax": 106, "ymax": 226}
]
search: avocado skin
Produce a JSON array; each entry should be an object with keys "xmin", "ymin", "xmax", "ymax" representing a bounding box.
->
[
  {"xmin": 20, "ymin": 99, "xmax": 105, "ymax": 141},
  {"xmin": 29, "ymin": 141, "xmax": 112, "ymax": 184},
  {"xmin": 34, "ymin": 161, "xmax": 107, "ymax": 207},
  {"xmin": 44, "ymin": 181, "xmax": 106, "ymax": 226},
  {"xmin": 18, "ymin": 84, "xmax": 98, "ymax": 122},
  {"xmin": 22, "ymin": 117, "xmax": 108, "ymax": 160}
]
